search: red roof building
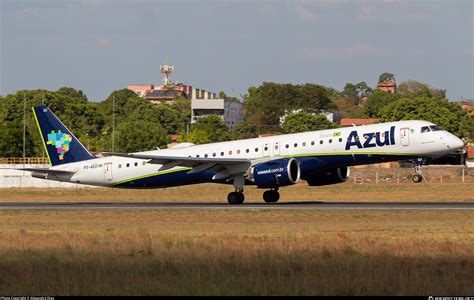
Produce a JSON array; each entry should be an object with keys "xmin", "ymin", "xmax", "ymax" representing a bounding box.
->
[
  {"xmin": 376, "ymin": 81, "xmax": 397, "ymax": 94},
  {"xmin": 340, "ymin": 118, "xmax": 380, "ymax": 127}
]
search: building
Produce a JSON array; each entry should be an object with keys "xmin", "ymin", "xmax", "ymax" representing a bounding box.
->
[
  {"xmin": 191, "ymin": 99, "xmax": 244, "ymax": 129},
  {"xmin": 128, "ymin": 62, "xmax": 244, "ymax": 128},
  {"xmin": 461, "ymin": 103, "xmax": 474, "ymax": 116},
  {"xmin": 128, "ymin": 63, "xmax": 218, "ymax": 103},
  {"xmin": 340, "ymin": 118, "xmax": 379, "ymax": 127},
  {"xmin": 377, "ymin": 82, "xmax": 397, "ymax": 94}
]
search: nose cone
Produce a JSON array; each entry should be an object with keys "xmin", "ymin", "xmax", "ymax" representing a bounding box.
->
[{"xmin": 447, "ymin": 135, "xmax": 464, "ymax": 151}]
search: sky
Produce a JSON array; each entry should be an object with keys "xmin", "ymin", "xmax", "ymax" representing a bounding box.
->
[{"xmin": 1, "ymin": 0, "xmax": 473, "ymax": 102}]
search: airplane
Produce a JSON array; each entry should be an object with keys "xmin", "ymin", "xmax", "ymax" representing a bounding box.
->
[{"xmin": 19, "ymin": 105, "xmax": 465, "ymax": 204}]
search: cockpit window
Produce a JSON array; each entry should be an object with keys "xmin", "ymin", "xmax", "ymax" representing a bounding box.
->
[
  {"xmin": 429, "ymin": 125, "xmax": 443, "ymax": 131},
  {"xmin": 420, "ymin": 126, "xmax": 431, "ymax": 133}
]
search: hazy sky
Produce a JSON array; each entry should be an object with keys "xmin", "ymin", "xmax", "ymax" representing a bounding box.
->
[{"xmin": 1, "ymin": 0, "xmax": 473, "ymax": 101}]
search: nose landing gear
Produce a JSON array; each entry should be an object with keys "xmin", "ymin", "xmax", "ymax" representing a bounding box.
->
[{"xmin": 412, "ymin": 158, "xmax": 425, "ymax": 183}]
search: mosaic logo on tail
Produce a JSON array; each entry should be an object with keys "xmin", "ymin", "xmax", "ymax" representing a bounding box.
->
[{"xmin": 47, "ymin": 130, "xmax": 72, "ymax": 160}]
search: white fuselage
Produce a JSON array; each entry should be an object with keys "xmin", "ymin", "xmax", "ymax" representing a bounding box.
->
[{"xmin": 45, "ymin": 120, "xmax": 463, "ymax": 187}]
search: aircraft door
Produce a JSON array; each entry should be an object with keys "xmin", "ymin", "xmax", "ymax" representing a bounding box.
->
[
  {"xmin": 263, "ymin": 143, "xmax": 270, "ymax": 157},
  {"xmin": 400, "ymin": 128, "xmax": 410, "ymax": 146},
  {"xmin": 104, "ymin": 162, "xmax": 113, "ymax": 181},
  {"xmin": 273, "ymin": 142, "xmax": 280, "ymax": 156}
]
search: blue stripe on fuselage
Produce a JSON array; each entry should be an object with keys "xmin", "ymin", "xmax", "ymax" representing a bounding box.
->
[{"xmin": 113, "ymin": 154, "xmax": 418, "ymax": 188}]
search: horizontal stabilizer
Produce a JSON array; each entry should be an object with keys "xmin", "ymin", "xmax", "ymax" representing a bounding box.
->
[{"xmin": 15, "ymin": 168, "xmax": 76, "ymax": 175}]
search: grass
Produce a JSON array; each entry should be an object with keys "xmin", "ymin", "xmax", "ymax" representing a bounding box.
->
[
  {"xmin": 0, "ymin": 210, "xmax": 473, "ymax": 295},
  {"xmin": 0, "ymin": 182, "xmax": 473, "ymax": 202}
]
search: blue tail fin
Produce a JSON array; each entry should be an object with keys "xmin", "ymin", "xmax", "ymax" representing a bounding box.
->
[{"xmin": 33, "ymin": 106, "xmax": 95, "ymax": 166}]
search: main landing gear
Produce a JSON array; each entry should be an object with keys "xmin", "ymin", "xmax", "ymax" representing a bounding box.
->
[
  {"xmin": 228, "ymin": 176, "xmax": 245, "ymax": 205},
  {"xmin": 263, "ymin": 189, "xmax": 280, "ymax": 203},
  {"xmin": 412, "ymin": 158, "xmax": 425, "ymax": 183},
  {"xmin": 227, "ymin": 191, "xmax": 245, "ymax": 205}
]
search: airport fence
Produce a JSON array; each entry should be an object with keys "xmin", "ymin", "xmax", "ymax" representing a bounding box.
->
[{"xmin": 349, "ymin": 165, "xmax": 474, "ymax": 184}]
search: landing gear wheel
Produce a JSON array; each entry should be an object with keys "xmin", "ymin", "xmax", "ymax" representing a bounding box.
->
[
  {"xmin": 263, "ymin": 190, "xmax": 280, "ymax": 203},
  {"xmin": 412, "ymin": 174, "xmax": 423, "ymax": 183},
  {"xmin": 228, "ymin": 192, "xmax": 245, "ymax": 205}
]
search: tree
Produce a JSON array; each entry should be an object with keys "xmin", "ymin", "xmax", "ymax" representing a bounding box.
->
[
  {"xmin": 243, "ymin": 82, "xmax": 335, "ymax": 132},
  {"xmin": 379, "ymin": 97, "xmax": 468, "ymax": 137},
  {"xmin": 342, "ymin": 83, "xmax": 359, "ymax": 104},
  {"xmin": 170, "ymin": 96, "xmax": 191, "ymax": 132},
  {"xmin": 0, "ymin": 121, "xmax": 35, "ymax": 157},
  {"xmin": 342, "ymin": 81, "xmax": 373, "ymax": 106},
  {"xmin": 180, "ymin": 115, "xmax": 231, "ymax": 144},
  {"xmin": 364, "ymin": 90, "xmax": 401, "ymax": 117},
  {"xmin": 281, "ymin": 112, "xmax": 337, "ymax": 134},
  {"xmin": 355, "ymin": 81, "xmax": 373, "ymax": 97},
  {"xmin": 378, "ymin": 72, "xmax": 395, "ymax": 83},
  {"xmin": 398, "ymin": 80, "xmax": 446, "ymax": 98},
  {"xmin": 232, "ymin": 122, "xmax": 258, "ymax": 140},
  {"xmin": 115, "ymin": 120, "xmax": 168, "ymax": 152}
]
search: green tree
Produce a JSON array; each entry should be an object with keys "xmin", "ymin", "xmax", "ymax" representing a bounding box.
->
[
  {"xmin": 244, "ymin": 82, "xmax": 334, "ymax": 132},
  {"xmin": 364, "ymin": 90, "xmax": 401, "ymax": 117},
  {"xmin": 398, "ymin": 80, "xmax": 446, "ymax": 98},
  {"xmin": 379, "ymin": 97, "xmax": 467, "ymax": 137},
  {"xmin": 115, "ymin": 120, "xmax": 168, "ymax": 152},
  {"xmin": 281, "ymin": 112, "xmax": 337, "ymax": 134},
  {"xmin": 0, "ymin": 121, "xmax": 35, "ymax": 157},
  {"xmin": 170, "ymin": 96, "xmax": 191, "ymax": 132},
  {"xmin": 179, "ymin": 129, "xmax": 210, "ymax": 144},
  {"xmin": 180, "ymin": 115, "xmax": 231, "ymax": 144},
  {"xmin": 378, "ymin": 72, "xmax": 395, "ymax": 83},
  {"xmin": 232, "ymin": 122, "xmax": 258, "ymax": 140},
  {"xmin": 459, "ymin": 115, "xmax": 474, "ymax": 143}
]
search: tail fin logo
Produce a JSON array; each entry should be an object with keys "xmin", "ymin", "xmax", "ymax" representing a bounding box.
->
[{"xmin": 47, "ymin": 130, "xmax": 72, "ymax": 160}]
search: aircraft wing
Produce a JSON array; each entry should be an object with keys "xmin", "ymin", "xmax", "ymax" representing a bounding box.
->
[{"xmin": 103, "ymin": 152, "xmax": 252, "ymax": 181}]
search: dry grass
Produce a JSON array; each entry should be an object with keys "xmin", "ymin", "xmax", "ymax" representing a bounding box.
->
[
  {"xmin": 0, "ymin": 210, "xmax": 473, "ymax": 295},
  {"xmin": 1, "ymin": 182, "xmax": 473, "ymax": 202}
]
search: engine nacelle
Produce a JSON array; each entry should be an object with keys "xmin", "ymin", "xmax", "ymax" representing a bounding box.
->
[
  {"xmin": 250, "ymin": 158, "xmax": 301, "ymax": 188},
  {"xmin": 305, "ymin": 167, "xmax": 350, "ymax": 186}
]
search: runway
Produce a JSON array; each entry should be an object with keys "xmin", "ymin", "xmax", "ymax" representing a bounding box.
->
[{"xmin": 0, "ymin": 201, "xmax": 473, "ymax": 210}]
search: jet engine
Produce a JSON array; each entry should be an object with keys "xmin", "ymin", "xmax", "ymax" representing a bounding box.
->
[
  {"xmin": 250, "ymin": 158, "xmax": 301, "ymax": 188},
  {"xmin": 304, "ymin": 167, "xmax": 350, "ymax": 186}
]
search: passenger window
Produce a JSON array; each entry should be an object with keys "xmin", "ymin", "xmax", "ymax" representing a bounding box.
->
[
  {"xmin": 237, "ymin": 150, "xmax": 241, "ymax": 154},
  {"xmin": 329, "ymin": 139, "xmax": 332, "ymax": 144},
  {"xmin": 142, "ymin": 161, "xmax": 146, "ymax": 165},
  {"xmin": 196, "ymin": 155, "xmax": 200, "ymax": 158},
  {"xmin": 255, "ymin": 148, "xmax": 258, "ymax": 152},
  {"xmin": 339, "ymin": 138, "xmax": 342, "ymax": 142},
  {"xmin": 134, "ymin": 162, "xmax": 138, "ymax": 167},
  {"xmin": 302, "ymin": 142, "xmax": 306, "ymax": 147},
  {"xmin": 246, "ymin": 149, "xmax": 249, "ymax": 153},
  {"xmin": 204, "ymin": 154, "xmax": 208, "ymax": 158},
  {"xmin": 311, "ymin": 141, "xmax": 315, "ymax": 146},
  {"xmin": 285, "ymin": 144, "xmax": 289, "ymax": 149},
  {"xmin": 221, "ymin": 152, "xmax": 224, "ymax": 156},
  {"xmin": 320, "ymin": 140, "xmax": 323, "ymax": 144},
  {"xmin": 229, "ymin": 151, "xmax": 232, "ymax": 155},
  {"xmin": 264, "ymin": 146, "xmax": 268, "ymax": 151},
  {"xmin": 213, "ymin": 153, "xmax": 216, "ymax": 157},
  {"xmin": 126, "ymin": 163, "xmax": 130, "ymax": 168},
  {"xmin": 275, "ymin": 145, "xmax": 279, "ymax": 150},
  {"xmin": 294, "ymin": 143, "xmax": 298, "ymax": 148},
  {"xmin": 118, "ymin": 164, "xmax": 122, "ymax": 169}
]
